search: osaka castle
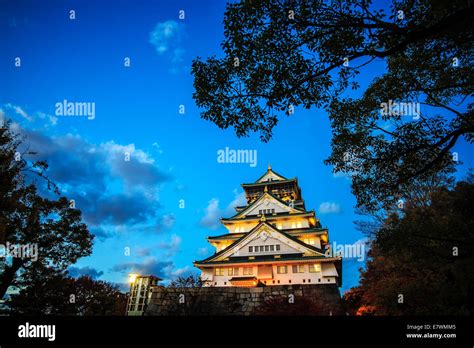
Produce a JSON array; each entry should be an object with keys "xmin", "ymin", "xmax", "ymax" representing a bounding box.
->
[{"xmin": 194, "ymin": 165, "xmax": 342, "ymax": 287}]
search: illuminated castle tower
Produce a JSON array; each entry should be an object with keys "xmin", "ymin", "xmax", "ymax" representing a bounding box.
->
[{"xmin": 194, "ymin": 166, "xmax": 342, "ymax": 287}]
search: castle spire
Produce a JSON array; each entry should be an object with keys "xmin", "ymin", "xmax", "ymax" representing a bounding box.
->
[{"xmin": 268, "ymin": 163, "xmax": 272, "ymax": 170}]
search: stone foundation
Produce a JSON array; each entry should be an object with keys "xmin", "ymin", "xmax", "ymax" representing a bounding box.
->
[{"xmin": 145, "ymin": 284, "xmax": 343, "ymax": 316}]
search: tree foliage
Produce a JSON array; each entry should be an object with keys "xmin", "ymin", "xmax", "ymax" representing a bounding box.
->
[
  {"xmin": 168, "ymin": 274, "xmax": 203, "ymax": 288},
  {"xmin": 0, "ymin": 120, "xmax": 93, "ymax": 299},
  {"xmin": 8, "ymin": 268, "xmax": 126, "ymax": 315},
  {"xmin": 192, "ymin": 0, "xmax": 473, "ymax": 210},
  {"xmin": 344, "ymin": 175, "xmax": 474, "ymax": 315}
]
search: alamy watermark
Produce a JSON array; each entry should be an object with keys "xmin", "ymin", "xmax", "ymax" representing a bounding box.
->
[
  {"xmin": 217, "ymin": 147, "xmax": 257, "ymax": 167},
  {"xmin": 0, "ymin": 242, "xmax": 38, "ymax": 262},
  {"xmin": 325, "ymin": 241, "xmax": 366, "ymax": 262},
  {"xmin": 380, "ymin": 100, "xmax": 420, "ymax": 120},
  {"xmin": 18, "ymin": 322, "xmax": 55, "ymax": 341},
  {"xmin": 55, "ymin": 99, "xmax": 95, "ymax": 120}
]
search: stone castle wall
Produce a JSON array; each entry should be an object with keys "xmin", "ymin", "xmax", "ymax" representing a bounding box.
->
[{"xmin": 145, "ymin": 284, "xmax": 343, "ymax": 316}]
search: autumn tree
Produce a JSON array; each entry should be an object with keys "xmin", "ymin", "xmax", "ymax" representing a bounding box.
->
[
  {"xmin": 192, "ymin": 0, "xmax": 473, "ymax": 210},
  {"xmin": 8, "ymin": 268, "xmax": 126, "ymax": 315},
  {"xmin": 0, "ymin": 119, "xmax": 93, "ymax": 299},
  {"xmin": 345, "ymin": 175, "xmax": 474, "ymax": 315}
]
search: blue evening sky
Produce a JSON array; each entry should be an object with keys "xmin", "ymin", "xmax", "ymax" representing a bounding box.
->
[{"xmin": 1, "ymin": 0, "xmax": 472, "ymax": 292}]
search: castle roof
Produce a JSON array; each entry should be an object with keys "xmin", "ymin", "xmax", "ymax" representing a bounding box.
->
[
  {"xmin": 195, "ymin": 221, "xmax": 327, "ymax": 265},
  {"xmin": 207, "ymin": 227, "xmax": 328, "ymax": 242}
]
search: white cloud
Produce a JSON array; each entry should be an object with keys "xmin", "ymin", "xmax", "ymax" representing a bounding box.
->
[
  {"xmin": 160, "ymin": 214, "xmax": 176, "ymax": 229},
  {"xmin": 149, "ymin": 20, "xmax": 185, "ymax": 64},
  {"xmin": 200, "ymin": 198, "xmax": 221, "ymax": 230},
  {"xmin": 319, "ymin": 202, "xmax": 342, "ymax": 214},
  {"xmin": 135, "ymin": 247, "xmax": 152, "ymax": 257},
  {"xmin": 152, "ymin": 142, "xmax": 164, "ymax": 154},
  {"xmin": 171, "ymin": 265, "xmax": 193, "ymax": 277},
  {"xmin": 159, "ymin": 234, "xmax": 182, "ymax": 257},
  {"xmin": 7, "ymin": 119, "xmax": 171, "ymax": 237},
  {"xmin": 102, "ymin": 141, "xmax": 155, "ymax": 164},
  {"xmin": 36, "ymin": 111, "xmax": 58, "ymax": 126},
  {"xmin": 5, "ymin": 103, "xmax": 33, "ymax": 122},
  {"xmin": 3, "ymin": 104, "xmax": 58, "ymax": 127},
  {"xmin": 14, "ymin": 106, "xmax": 32, "ymax": 122},
  {"xmin": 200, "ymin": 190, "xmax": 246, "ymax": 230},
  {"xmin": 226, "ymin": 190, "xmax": 247, "ymax": 213},
  {"xmin": 197, "ymin": 247, "xmax": 209, "ymax": 257}
]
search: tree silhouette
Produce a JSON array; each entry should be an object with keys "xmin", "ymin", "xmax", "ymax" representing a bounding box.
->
[
  {"xmin": 0, "ymin": 119, "xmax": 93, "ymax": 299},
  {"xmin": 192, "ymin": 0, "xmax": 473, "ymax": 210}
]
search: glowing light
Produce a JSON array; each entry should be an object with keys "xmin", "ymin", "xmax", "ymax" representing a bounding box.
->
[{"xmin": 128, "ymin": 273, "xmax": 139, "ymax": 283}]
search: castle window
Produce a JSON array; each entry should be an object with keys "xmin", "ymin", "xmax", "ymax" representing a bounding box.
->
[
  {"xmin": 277, "ymin": 223, "xmax": 282, "ymax": 229},
  {"xmin": 292, "ymin": 264, "xmax": 305, "ymax": 273},
  {"xmin": 243, "ymin": 267, "xmax": 253, "ymax": 275},
  {"xmin": 265, "ymin": 245, "xmax": 269, "ymax": 252},
  {"xmin": 304, "ymin": 238, "xmax": 315, "ymax": 245},
  {"xmin": 260, "ymin": 246, "xmax": 264, "ymax": 252},
  {"xmin": 249, "ymin": 246, "xmax": 253, "ymax": 252},
  {"xmin": 276, "ymin": 245, "xmax": 281, "ymax": 251},
  {"xmin": 270, "ymin": 245, "xmax": 274, "ymax": 251},
  {"xmin": 228, "ymin": 268, "xmax": 233, "ymax": 276},
  {"xmin": 277, "ymin": 266, "xmax": 287, "ymax": 274},
  {"xmin": 214, "ymin": 268, "xmax": 224, "ymax": 276},
  {"xmin": 233, "ymin": 268, "xmax": 239, "ymax": 275},
  {"xmin": 291, "ymin": 221, "xmax": 303, "ymax": 228},
  {"xmin": 309, "ymin": 264, "xmax": 321, "ymax": 273}
]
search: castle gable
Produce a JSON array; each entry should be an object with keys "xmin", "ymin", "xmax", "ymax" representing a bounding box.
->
[
  {"xmin": 233, "ymin": 192, "xmax": 301, "ymax": 218},
  {"xmin": 208, "ymin": 222, "xmax": 324, "ymax": 262}
]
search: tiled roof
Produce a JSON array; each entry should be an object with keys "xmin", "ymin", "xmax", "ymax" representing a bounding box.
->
[
  {"xmin": 225, "ymin": 191, "xmax": 306, "ymax": 220},
  {"xmin": 195, "ymin": 254, "xmax": 340, "ymax": 266},
  {"xmin": 242, "ymin": 178, "xmax": 297, "ymax": 187},
  {"xmin": 196, "ymin": 221, "xmax": 326, "ymax": 265},
  {"xmin": 207, "ymin": 227, "xmax": 328, "ymax": 242},
  {"xmin": 222, "ymin": 211, "xmax": 315, "ymax": 222}
]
